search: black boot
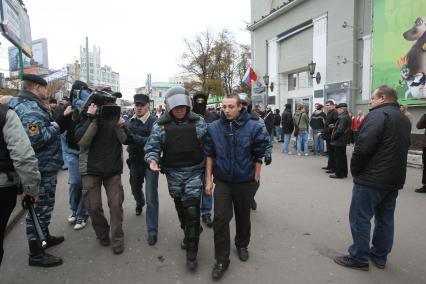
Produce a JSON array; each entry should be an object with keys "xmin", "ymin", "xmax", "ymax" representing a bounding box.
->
[
  {"xmin": 174, "ymin": 198, "xmax": 187, "ymax": 250},
  {"xmin": 28, "ymin": 240, "xmax": 63, "ymax": 267},
  {"xmin": 45, "ymin": 230, "xmax": 65, "ymax": 249},
  {"xmin": 185, "ymin": 205, "xmax": 200, "ymax": 271},
  {"xmin": 212, "ymin": 261, "xmax": 229, "ymax": 280}
]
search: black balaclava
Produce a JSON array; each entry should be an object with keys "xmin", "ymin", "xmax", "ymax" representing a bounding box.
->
[{"xmin": 192, "ymin": 91, "xmax": 208, "ymax": 115}]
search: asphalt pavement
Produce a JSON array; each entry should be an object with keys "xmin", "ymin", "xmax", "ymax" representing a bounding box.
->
[{"xmin": 0, "ymin": 143, "xmax": 425, "ymax": 284}]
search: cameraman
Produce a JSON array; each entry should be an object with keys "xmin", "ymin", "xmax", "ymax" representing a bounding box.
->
[
  {"xmin": 75, "ymin": 89, "xmax": 128, "ymax": 255},
  {"xmin": 0, "ymin": 101, "xmax": 40, "ymax": 266}
]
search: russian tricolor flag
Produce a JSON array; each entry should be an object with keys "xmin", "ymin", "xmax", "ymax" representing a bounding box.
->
[{"xmin": 243, "ymin": 67, "xmax": 257, "ymax": 87}]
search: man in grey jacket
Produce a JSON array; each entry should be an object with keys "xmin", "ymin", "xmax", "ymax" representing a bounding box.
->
[{"xmin": 0, "ymin": 103, "xmax": 40, "ymax": 265}]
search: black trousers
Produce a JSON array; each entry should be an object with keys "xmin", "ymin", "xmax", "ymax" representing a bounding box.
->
[
  {"xmin": 213, "ymin": 180, "xmax": 258, "ymax": 262},
  {"xmin": 0, "ymin": 186, "xmax": 18, "ymax": 265},
  {"xmin": 326, "ymin": 140, "xmax": 335, "ymax": 171},
  {"xmin": 334, "ymin": 146, "xmax": 348, "ymax": 177},
  {"xmin": 423, "ymin": 147, "xmax": 426, "ymax": 185}
]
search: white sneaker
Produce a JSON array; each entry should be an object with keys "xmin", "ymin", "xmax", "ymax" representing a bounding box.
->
[
  {"xmin": 68, "ymin": 214, "xmax": 76, "ymax": 224},
  {"xmin": 297, "ymin": 153, "xmax": 302, "ymax": 156},
  {"xmin": 304, "ymin": 153, "xmax": 309, "ymax": 156},
  {"xmin": 74, "ymin": 219, "xmax": 87, "ymax": 230},
  {"xmin": 288, "ymin": 152, "xmax": 292, "ymax": 155}
]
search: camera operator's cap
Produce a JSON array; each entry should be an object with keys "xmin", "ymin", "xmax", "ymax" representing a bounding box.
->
[
  {"xmin": 336, "ymin": 103, "xmax": 348, "ymax": 108},
  {"xmin": 134, "ymin": 94, "xmax": 149, "ymax": 104},
  {"xmin": 22, "ymin": 74, "xmax": 47, "ymax": 86}
]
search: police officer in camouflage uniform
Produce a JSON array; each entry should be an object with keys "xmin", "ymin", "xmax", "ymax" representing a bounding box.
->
[
  {"xmin": 144, "ymin": 86, "xmax": 207, "ymax": 271},
  {"xmin": 9, "ymin": 74, "xmax": 64, "ymax": 267},
  {"xmin": 238, "ymin": 93, "xmax": 272, "ymax": 210}
]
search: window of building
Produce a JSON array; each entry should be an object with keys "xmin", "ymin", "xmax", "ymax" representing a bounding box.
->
[
  {"xmin": 288, "ymin": 71, "xmax": 313, "ymax": 91},
  {"xmin": 288, "ymin": 74, "xmax": 297, "ymax": 91},
  {"xmin": 159, "ymin": 91, "xmax": 162, "ymax": 98}
]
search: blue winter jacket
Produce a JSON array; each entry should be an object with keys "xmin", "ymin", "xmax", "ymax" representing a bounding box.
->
[{"xmin": 204, "ymin": 109, "xmax": 267, "ymax": 183}]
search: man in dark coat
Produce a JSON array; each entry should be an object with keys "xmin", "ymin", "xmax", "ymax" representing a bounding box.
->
[
  {"xmin": 334, "ymin": 85, "xmax": 411, "ymax": 271},
  {"xmin": 281, "ymin": 104, "xmax": 294, "ymax": 154},
  {"xmin": 321, "ymin": 100, "xmax": 339, "ymax": 172},
  {"xmin": 192, "ymin": 91, "xmax": 218, "ymax": 228},
  {"xmin": 329, "ymin": 103, "xmax": 350, "ymax": 178},
  {"xmin": 124, "ymin": 94, "xmax": 159, "ymax": 245}
]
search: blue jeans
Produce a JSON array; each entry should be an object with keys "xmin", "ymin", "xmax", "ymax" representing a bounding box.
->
[
  {"xmin": 61, "ymin": 133, "xmax": 69, "ymax": 169},
  {"xmin": 201, "ymin": 191, "xmax": 212, "ymax": 218},
  {"xmin": 296, "ymin": 129, "xmax": 309, "ymax": 154},
  {"xmin": 273, "ymin": 125, "xmax": 281, "ymax": 140},
  {"xmin": 66, "ymin": 148, "xmax": 88, "ymax": 221},
  {"xmin": 129, "ymin": 163, "xmax": 159, "ymax": 235},
  {"xmin": 312, "ymin": 130, "xmax": 324, "ymax": 155},
  {"xmin": 348, "ymin": 184, "xmax": 398, "ymax": 264},
  {"xmin": 282, "ymin": 133, "xmax": 291, "ymax": 153}
]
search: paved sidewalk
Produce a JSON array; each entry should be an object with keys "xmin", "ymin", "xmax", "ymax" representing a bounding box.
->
[{"xmin": 1, "ymin": 144, "xmax": 425, "ymax": 284}]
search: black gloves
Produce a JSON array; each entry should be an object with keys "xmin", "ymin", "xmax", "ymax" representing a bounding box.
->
[{"xmin": 264, "ymin": 155, "xmax": 272, "ymax": 166}]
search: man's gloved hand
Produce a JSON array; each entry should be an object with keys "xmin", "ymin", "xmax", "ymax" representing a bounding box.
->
[{"xmin": 264, "ymin": 155, "xmax": 272, "ymax": 166}]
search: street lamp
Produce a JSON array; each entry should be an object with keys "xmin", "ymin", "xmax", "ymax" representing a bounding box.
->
[
  {"xmin": 308, "ymin": 61, "xmax": 321, "ymax": 84},
  {"xmin": 263, "ymin": 74, "xmax": 269, "ymax": 107}
]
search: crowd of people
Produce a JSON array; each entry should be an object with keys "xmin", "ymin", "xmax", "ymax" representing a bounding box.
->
[{"xmin": 0, "ymin": 73, "xmax": 424, "ymax": 279}]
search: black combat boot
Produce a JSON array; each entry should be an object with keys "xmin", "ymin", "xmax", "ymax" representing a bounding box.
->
[
  {"xmin": 28, "ymin": 240, "xmax": 63, "ymax": 267},
  {"xmin": 45, "ymin": 229, "xmax": 65, "ymax": 248},
  {"xmin": 174, "ymin": 198, "xmax": 187, "ymax": 250},
  {"xmin": 185, "ymin": 205, "xmax": 200, "ymax": 271}
]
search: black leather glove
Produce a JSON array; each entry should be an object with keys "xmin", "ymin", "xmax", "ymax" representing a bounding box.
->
[{"xmin": 264, "ymin": 155, "xmax": 272, "ymax": 166}]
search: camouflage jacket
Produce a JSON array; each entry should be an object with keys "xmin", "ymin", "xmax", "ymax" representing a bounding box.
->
[
  {"xmin": 9, "ymin": 90, "xmax": 62, "ymax": 173},
  {"xmin": 144, "ymin": 111, "xmax": 207, "ymax": 169}
]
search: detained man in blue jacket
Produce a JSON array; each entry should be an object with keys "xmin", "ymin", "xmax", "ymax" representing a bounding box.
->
[{"xmin": 204, "ymin": 94, "xmax": 268, "ymax": 280}]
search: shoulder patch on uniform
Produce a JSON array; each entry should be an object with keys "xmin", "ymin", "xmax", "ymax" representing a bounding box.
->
[{"xmin": 28, "ymin": 122, "xmax": 40, "ymax": 136}]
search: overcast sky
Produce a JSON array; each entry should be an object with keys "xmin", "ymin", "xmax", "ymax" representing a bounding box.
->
[{"xmin": 0, "ymin": 0, "xmax": 251, "ymax": 100}]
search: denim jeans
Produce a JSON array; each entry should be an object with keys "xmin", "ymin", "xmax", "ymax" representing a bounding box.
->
[
  {"xmin": 66, "ymin": 148, "xmax": 88, "ymax": 221},
  {"xmin": 312, "ymin": 130, "xmax": 324, "ymax": 155},
  {"xmin": 129, "ymin": 163, "xmax": 159, "ymax": 235},
  {"xmin": 282, "ymin": 133, "xmax": 291, "ymax": 153},
  {"xmin": 273, "ymin": 125, "xmax": 281, "ymax": 140},
  {"xmin": 296, "ymin": 129, "xmax": 309, "ymax": 155},
  {"xmin": 201, "ymin": 191, "xmax": 212, "ymax": 218},
  {"xmin": 61, "ymin": 133, "xmax": 69, "ymax": 169},
  {"xmin": 348, "ymin": 183, "xmax": 398, "ymax": 264}
]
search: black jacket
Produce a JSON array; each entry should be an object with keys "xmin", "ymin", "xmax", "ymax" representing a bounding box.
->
[
  {"xmin": 310, "ymin": 111, "xmax": 326, "ymax": 130},
  {"xmin": 75, "ymin": 114, "xmax": 127, "ymax": 177},
  {"xmin": 281, "ymin": 109, "xmax": 294, "ymax": 134},
  {"xmin": 124, "ymin": 115, "xmax": 157, "ymax": 165},
  {"xmin": 330, "ymin": 111, "xmax": 350, "ymax": 147},
  {"xmin": 56, "ymin": 111, "xmax": 80, "ymax": 150},
  {"xmin": 263, "ymin": 111, "xmax": 274, "ymax": 135},
  {"xmin": 351, "ymin": 103, "xmax": 411, "ymax": 191},
  {"xmin": 322, "ymin": 109, "xmax": 338, "ymax": 140}
]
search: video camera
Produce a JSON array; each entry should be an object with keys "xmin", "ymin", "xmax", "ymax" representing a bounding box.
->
[{"xmin": 70, "ymin": 81, "xmax": 122, "ymax": 122}]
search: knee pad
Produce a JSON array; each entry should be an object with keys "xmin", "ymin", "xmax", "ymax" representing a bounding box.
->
[{"xmin": 185, "ymin": 205, "xmax": 199, "ymax": 220}]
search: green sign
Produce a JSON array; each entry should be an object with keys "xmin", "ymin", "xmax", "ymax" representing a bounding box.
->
[
  {"xmin": 314, "ymin": 89, "xmax": 324, "ymax": 98},
  {"xmin": 372, "ymin": 0, "xmax": 426, "ymax": 105},
  {"xmin": 207, "ymin": 96, "xmax": 223, "ymax": 104}
]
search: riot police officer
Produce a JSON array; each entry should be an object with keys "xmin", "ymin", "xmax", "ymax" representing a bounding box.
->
[{"xmin": 144, "ymin": 86, "xmax": 207, "ymax": 271}]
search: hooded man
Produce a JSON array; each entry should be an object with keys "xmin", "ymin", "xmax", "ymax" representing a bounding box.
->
[{"xmin": 192, "ymin": 91, "xmax": 218, "ymax": 228}]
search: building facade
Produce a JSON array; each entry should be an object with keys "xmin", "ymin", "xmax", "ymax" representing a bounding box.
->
[
  {"xmin": 79, "ymin": 44, "xmax": 120, "ymax": 92},
  {"xmin": 135, "ymin": 82, "xmax": 183, "ymax": 109},
  {"xmin": 249, "ymin": 0, "xmax": 425, "ymax": 144}
]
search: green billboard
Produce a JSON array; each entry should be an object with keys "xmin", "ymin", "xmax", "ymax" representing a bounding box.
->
[{"xmin": 372, "ymin": 0, "xmax": 426, "ymax": 105}]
